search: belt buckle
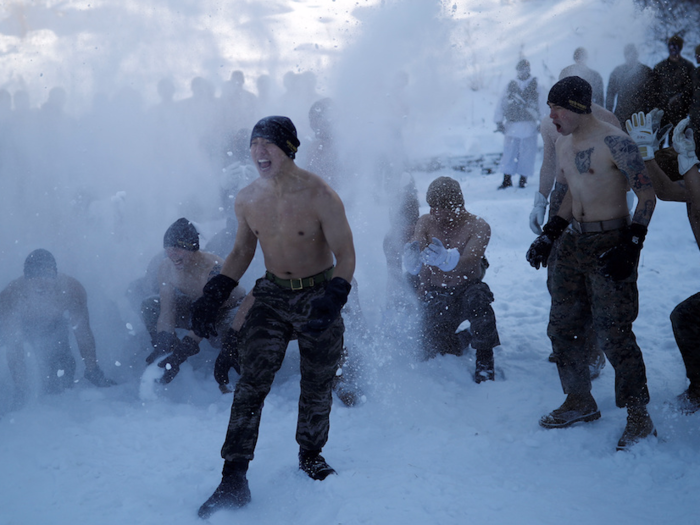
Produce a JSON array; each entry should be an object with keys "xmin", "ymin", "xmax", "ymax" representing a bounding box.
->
[{"xmin": 290, "ymin": 278, "xmax": 303, "ymax": 290}]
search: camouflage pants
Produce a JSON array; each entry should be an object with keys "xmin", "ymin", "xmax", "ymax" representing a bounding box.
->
[
  {"xmin": 221, "ymin": 277, "xmax": 343, "ymax": 462},
  {"xmin": 547, "ymin": 234, "xmax": 604, "ymax": 368},
  {"xmin": 548, "ymin": 229, "xmax": 650, "ymax": 408},
  {"xmin": 671, "ymin": 292, "xmax": 700, "ymax": 390},
  {"xmin": 421, "ymin": 281, "xmax": 500, "ymax": 359}
]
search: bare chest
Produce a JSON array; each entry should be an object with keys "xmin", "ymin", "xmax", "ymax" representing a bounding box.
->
[{"xmin": 247, "ymin": 197, "xmax": 321, "ymax": 241}]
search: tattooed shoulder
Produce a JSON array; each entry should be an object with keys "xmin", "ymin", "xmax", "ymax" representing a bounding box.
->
[{"xmin": 604, "ymin": 135, "xmax": 645, "ymax": 175}]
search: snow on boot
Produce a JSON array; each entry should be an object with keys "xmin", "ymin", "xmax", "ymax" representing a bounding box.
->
[
  {"xmin": 616, "ymin": 406, "xmax": 657, "ymax": 451},
  {"xmin": 497, "ymin": 174, "xmax": 512, "ymax": 190},
  {"xmin": 474, "ymin": 348, "xmax": 495, "ymax": 383},
  {"xmin": 519, "ymin": 176, "xmax": 527, "ymax": 188},
  {"xmin": 539, "ymin": 393, "xmax": 601, "ymax": 429},
  {"xmin": 299, "ymin": 449, "xmax": 336, "ymax": 481},
  {"xmin": 198, "ymin": 463, "xmax": 251, "ymax": 519},
  {"xmin": 675, "ymin": 387, "xmax": 700, "ymax": 415}
]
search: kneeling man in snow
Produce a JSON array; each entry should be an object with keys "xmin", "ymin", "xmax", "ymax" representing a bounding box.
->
[{"xmin": 403, "ymin": 176, "xmax": 501, "ymax": 382}]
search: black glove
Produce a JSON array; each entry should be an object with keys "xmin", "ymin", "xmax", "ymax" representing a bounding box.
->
[
  {"xmin": 190, "ymin": 274, "xmax": 238, "ymax": 339},
  {"xmin": 599, "ymin": 223, "xmax": 647, "ymax": 281},
  {"xmin": 303, "ymin": 277, "xmax": 352, "ymax": 335},
  {"xmin": 158, "ymin": 336, "xmax": 200, "ymax": 384},
  {"xmin": 84, "ymin": 366, "xmax": 117, "ymax": 387},
  {"xmin": 146, "ymin": 331, "xmax": 179, "ymax": 364},
  {"xmin": 526, "ymin": 216, "xmax": 569, "ymax": 269},
  {"xmin": 214, "ymin": 329, "xmax": 241, "ymax": 394}
]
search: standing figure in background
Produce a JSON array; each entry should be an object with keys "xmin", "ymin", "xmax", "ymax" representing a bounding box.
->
[
  {"xmin": 0, "ymin": 249, "xmax": 115, "ymax": 407},
  {"xmin": 494, "ymin": 59, "xmax": 546, "ymax": 189},
  {"xmin": 559, "ymin": 47, "xmax": 605, "ymax": 107},
  {"xmin": 650, "ymin": 35, "xmax": 695, "ymax": 141},
  {"xmin": 404, "ymin": 177, "xmax": 500, "ymax": 382},
  {"xmin": 606, "ymin": 44, "xmax": 654, "ymax": 128}
]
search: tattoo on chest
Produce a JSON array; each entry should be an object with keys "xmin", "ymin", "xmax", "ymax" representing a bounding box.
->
[{"xmin": 575, "ymin": 148, "xmax": 594, "ymax": 174}]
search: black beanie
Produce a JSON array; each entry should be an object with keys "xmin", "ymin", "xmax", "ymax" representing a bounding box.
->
[
  {"xmin": 548, "ymin": 76, "xmax": 592, "ymax": 114},
  {"xmin": 250, "ymin": 116, "xmax": 300, "ymax": 159},
  {"xmin": 24, "ymin": 249, "xmax": 58, "ymax": 279},
  {"xmin": 426, "ymin": 176, "xmax": 465, "ymax": 210},
  {"xmin": 163, "ymin": 218, "xmax": 199, "ymax": 251}
]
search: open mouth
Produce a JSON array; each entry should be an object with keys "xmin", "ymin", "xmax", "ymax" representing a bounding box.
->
[{"xmin": 258, "ymin": 160, "xmax": 271, "ymax": 170}]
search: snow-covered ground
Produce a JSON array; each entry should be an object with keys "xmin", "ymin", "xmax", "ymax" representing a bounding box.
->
[{"xmin": 1, "ymin": 1, "xmax": 699, "ymax": 524}]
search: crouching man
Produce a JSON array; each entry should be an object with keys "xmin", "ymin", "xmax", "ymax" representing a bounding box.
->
[
  {"xmin": 403, "ymin": 176, "xmax": 500, "ymax": 382},
  {"xmin": 142, "ymin": 218, "xmax": 245, "ymax": 383},
  {"xmin": 0, "ymin": 249, "xmax": 115, "ymax": 406},
  {"xmin": 191, "ymin": 116, "xmax": 355, "ymax": 518}
]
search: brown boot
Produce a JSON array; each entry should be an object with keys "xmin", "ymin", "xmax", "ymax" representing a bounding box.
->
[
  {"xmin": 539, "ymin": 393, "xmax": 601, "ymax": 429},
  {"xmin": 616, "ymin": 406, "xmax": 657, "ymax": 451}
]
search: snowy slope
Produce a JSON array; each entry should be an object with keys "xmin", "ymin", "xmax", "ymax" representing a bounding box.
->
[{"xmin": 1, "ymin": 1, "xmax": 700, "ymax": 524}]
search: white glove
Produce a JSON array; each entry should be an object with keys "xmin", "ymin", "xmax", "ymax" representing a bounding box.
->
[
  {"xmin": 673, "ymin": 117, "xmax": 700, "ymax": 176},
  {"xmin": 420, "ymin": 237, "xmax": 460, "ymax": 272},
  {"xmin": 625, "ymin": 109, "xmax": 670, "ymax": 161},
  {"xmin": 529, "ymin": 192, "xmax": 548, "ymax": 235},
  {"xmin": 402, "ymin": 241, "xmax": 422, "ymax": 275}
]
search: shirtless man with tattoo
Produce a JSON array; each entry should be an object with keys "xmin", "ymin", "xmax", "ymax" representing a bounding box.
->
[
  {"xmin": 526, "ymin": 76, "xmax": 657, "ymax": 451},
  {"xmin": 191, "ymin": 116, "xmax": 356, "ymax": 518},
  {"xmin": 530, "ymin": 102, "xmax": 621, "ymax": 377}
]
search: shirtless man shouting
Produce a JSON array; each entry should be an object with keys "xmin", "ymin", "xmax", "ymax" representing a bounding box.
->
[
  {"xmin": 527, "ymin": 76, "xmax": 657, "ymax": 451},
  {"xmin": 192, "ymin": 116, "xmax": 356, "ymax": 518}
]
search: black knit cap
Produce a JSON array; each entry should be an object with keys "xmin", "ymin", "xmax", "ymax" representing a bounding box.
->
[
  {"xmin": 163, "ymin": 218, "xmax": 199, "ymax": 251},
  {"xmin": 250, "ymin": 116, "xmax": 300, "ymax": 159},
  {"xmin": 426, "ymin": 176, "xmax": 465, "ymax": 210},
  {"xmin": 547, "ymin": 76, "xmax": 592, "ymax": 114},
  {"xmin": 24, "ymin": 249, "xmax": 58, "ymax": 279}
]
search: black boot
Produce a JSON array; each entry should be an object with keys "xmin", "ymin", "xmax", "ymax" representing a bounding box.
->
[
  {"xmin": 474, "ymin": 348, "xmax": 495, "ymax": 383},
  {"xmin": 518, "ymin": 176, "xmax": 527, "ymax": 188},
  {"xmin": 299, "ymin": 449, "xmax": 336, "ymax": 480},
  {"xmin": 540, "ymin": 393, "xmax": 601, "ymax": 429},
  {"xmin": 198, "ymin": 461, "xmax": 251, "ymax": 519},
  {"xmin": 497, "ymin": 174, "xmax": 512, "ymax": 190},
  {"xmin": 616, "ymin": 406, "xmax": 657, "ymax": 451}
]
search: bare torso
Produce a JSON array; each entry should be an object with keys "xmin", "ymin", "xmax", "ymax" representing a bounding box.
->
[
  {"xmin": 0, "ymin": 274, "xmax": 85, "ymax": 333},
  {"xmin": 158, "ymin": 251, "xmax": 225, "ymax": 300},
  {"xmin": 556, "ymin": 119, "xmax": 633, "ymax": 222},
  {"xmin": 413, "ymin": 210, "xmax": 491, "ymax": 288}
]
